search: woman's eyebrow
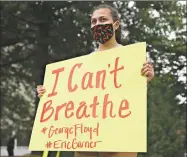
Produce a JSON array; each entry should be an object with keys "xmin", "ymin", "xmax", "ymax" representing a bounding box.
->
[
  {"xmin": 99, "ymin": 16, "xmax": 107, "ymax": 18},
  {"xmin": 91, "ymin": 15, "xmax": 107, "ymax": 20}
]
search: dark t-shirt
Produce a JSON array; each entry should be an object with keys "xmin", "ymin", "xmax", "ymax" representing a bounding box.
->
[{"xmin": 7, "ymin": 137, "xmax": 15, "ymax": 149}]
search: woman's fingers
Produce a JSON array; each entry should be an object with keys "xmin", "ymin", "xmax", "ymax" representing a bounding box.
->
[
  {"xmin": 37, "ymin": 85, "xmax": 45, "ymax": 91},
  {"xmin": 37, "ymin": 85, "xmax": 43, "ymax": 89},
  {"xmin": 141, "ymin": 62, "xmax": 153, "ymax": 75},
  {"xmin": 36, "ymin": 85, "xmax": 46, "ymax": 98},
  {"xmin": 37, "ymin": 88, "xmax": 46, "ymax": 93},
  {"xmin": 141, "ymin": 61, "xmax": 154, "ymax": 83}
]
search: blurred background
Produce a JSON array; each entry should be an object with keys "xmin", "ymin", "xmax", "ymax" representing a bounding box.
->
[{"xmin": 0, "ymin": 1, "xmax": 186, "ymax": 157}]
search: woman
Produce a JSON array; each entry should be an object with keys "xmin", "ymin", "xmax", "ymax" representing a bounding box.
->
[{"xmin": 37, "ymin": 4, "xmax": 154, "ymax": 157}]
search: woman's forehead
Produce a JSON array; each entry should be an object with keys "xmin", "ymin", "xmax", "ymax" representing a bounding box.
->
[{"xmin": 91, "ymin": 8, "xmax": 112, "ymax": 19}]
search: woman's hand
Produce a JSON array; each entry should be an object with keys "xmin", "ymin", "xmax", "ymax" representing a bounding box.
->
[
  {"xmin": 141, "ymin": 61, "xmax": 154, "ymax": 83},
  {"xmin": 36, "ymin": 85, "xmax": 46, "ymax": 98}
]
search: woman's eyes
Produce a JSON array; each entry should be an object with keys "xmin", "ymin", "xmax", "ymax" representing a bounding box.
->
[
  {"xmin": 91, "ymin": 20, "xmax": 96, "ymax": 24},
  {"xmin": 100, "ymin": 18, "xmax": 107, "ymax": 22},
  {"xmin": 91, "ymin": 18, "xmax": 108, "ymax": 24}
]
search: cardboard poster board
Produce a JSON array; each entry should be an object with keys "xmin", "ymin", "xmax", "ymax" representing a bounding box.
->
[{"xmin": 29, "ymin": 42, "xmax": 147, "ymax": 152}]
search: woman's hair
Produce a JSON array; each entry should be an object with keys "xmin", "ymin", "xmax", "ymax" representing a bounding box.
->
[{"xmin": 92, "ymin": 4, "xmax": 122, "ymax": 44}]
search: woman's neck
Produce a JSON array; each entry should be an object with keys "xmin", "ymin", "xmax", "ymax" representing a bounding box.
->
[{"xmin": 97, "ymin": 37, "xmax": 122, "ymax": 51}]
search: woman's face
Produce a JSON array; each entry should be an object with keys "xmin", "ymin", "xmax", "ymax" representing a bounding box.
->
[{"xmin": 91, "ymin": 8, "xmax": 114, "ymax": 28}]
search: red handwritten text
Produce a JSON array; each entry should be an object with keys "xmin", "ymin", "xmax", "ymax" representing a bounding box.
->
[
  {"xmin": 40, "ymin": 94, "xmax": 131, "ymax": 122},
  {"xmin": 47, "ymin": 123, "xmax": 99, "ymax": 139}
]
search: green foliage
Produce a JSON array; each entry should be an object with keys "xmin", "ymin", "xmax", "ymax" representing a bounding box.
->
[{"xmin": 0, "ymin": 1, "xmax": 186, "ymax": 156}]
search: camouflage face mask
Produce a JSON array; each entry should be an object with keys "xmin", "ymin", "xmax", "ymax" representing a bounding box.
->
[{"xmin": 91, "ymin": 23, "xmax": 114, "ymax": 44}]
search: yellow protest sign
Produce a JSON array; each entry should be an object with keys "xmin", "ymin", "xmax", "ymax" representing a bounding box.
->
[{"xmin": 29, "ymin": 42, "xmax": 147, "ymax": 152}]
